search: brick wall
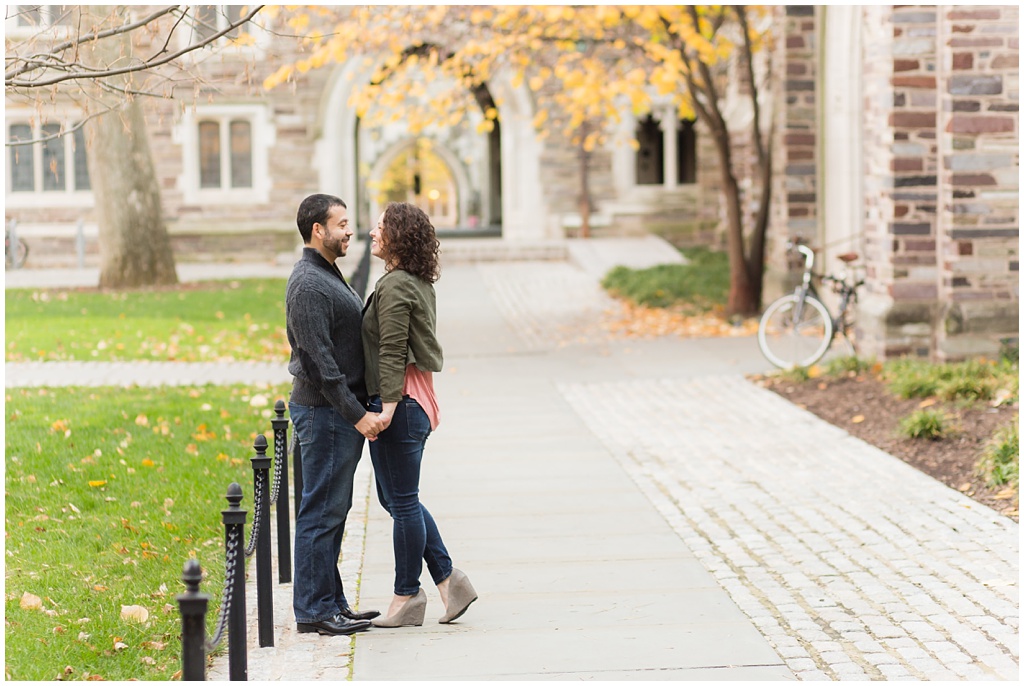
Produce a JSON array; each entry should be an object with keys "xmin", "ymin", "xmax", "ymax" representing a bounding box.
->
[
  {"xmin": 766, "ymin": 4, "xmax": 818, "ymax": 301},
  {"xmin": 936, "ymin": 5, "xmax": 1019, "ymax": 359}
]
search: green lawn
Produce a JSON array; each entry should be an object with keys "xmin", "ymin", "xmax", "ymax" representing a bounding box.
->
[
  {"xmin": 600, "ymin": 246, "xmax": 730, "ymax": 313},
  {"xmin": 5, "ymin": 279, "xmax": 289, "ymax": 362},
  {"xmin": 4, "ymin": 383, "xmax": 291, "ymax": 681}
]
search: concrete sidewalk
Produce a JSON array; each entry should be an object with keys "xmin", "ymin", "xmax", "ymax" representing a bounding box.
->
[{"xmin": 6, "ymin": 242, "xmax": 1018, "ymax": 681}]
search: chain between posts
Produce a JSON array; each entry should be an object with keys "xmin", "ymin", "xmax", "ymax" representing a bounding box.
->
[
  {"xmin": 244, "ymin": 470, "xmax": 263, "ymax": 558},
  {"xmin": 206, "ymin": 525, "xmax": 240, "ymax": 651},
  {"xmin": 246, "ymin": 430, "xmax": 284, "ymax": 559}
]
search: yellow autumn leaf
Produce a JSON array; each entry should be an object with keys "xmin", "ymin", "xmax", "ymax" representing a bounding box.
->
[
  {"xmin": 88, "ymin": 480, "xmax": 107, "ymax": 488},
  {"xmin": 918, "ymin": 398, "xmax": 937, "ymax": 408},
  {"xmin": 851, "ymin": 415, "xmax": 866, "ymax": 424},
  {"xmin": 141, "ymin": 459, "xmax": 155, "ymax": 467},
  {"xmin": 135, "ymin": 414, "xmax": 149, "ymax": 427}
]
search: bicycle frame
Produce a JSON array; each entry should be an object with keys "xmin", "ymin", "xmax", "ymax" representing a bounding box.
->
[{"xmin": 793, "ymin": 242, "xmax": 863, "ymax": 338}]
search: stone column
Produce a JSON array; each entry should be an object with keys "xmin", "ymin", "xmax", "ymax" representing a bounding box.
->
[{"xmin": 936, "ymin": 5, "xmax": 1020, "ymax": 359}]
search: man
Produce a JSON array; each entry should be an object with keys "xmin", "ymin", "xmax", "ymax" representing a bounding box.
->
[{"xmin": 286, "ymin": 193, "xmax": 384, "ymax": 636}]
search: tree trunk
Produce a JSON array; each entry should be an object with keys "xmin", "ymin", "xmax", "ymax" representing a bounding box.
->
[
  {"xmin": 84, "ymin": 6, "xmax": 178, "ymax": 289},
  {"xmin": 87, "ymin": 101, "xmax": 178, "ymax": 289},
  {"xmin": 712, "ymin": 129, "xmax": 759, "ymax": 316}
]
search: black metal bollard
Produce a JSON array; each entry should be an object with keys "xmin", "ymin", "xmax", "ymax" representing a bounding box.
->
[
  {"xmin": 251, "ymin": 436, "xmax": 274, "ymax": 648},
  {"xmin": 223, "ymin": 483, "xmax": 248, "ymax": 681},
  {"xmin": 292, "ymin": 438, "xmax": 303, "ymax": 520},
  {"xmin": 177, "ymin": 559, "xmax": 209, "ymax": 681},
  {"xmin": 271, "ymin": 401, "xmax": 292, "ymax": 584}
]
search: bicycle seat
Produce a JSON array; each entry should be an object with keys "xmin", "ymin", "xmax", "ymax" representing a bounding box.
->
[{"xmin": 837, "ymin": 252, "xmax": 859, "ymax": 263}]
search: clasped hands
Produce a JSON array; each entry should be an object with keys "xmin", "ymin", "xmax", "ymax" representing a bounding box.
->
[{"xmin": 355, "ymin": 411, "xmax": 392, "ymax": 441}]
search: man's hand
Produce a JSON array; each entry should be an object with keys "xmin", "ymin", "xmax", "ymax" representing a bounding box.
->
[{"xmin": 355, "ymin": 412, "xmax": 386, "ymax": 441}]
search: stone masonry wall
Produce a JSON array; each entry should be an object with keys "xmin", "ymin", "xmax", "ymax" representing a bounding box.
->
[
  {"xmin": 936, "ymin": 5, "xmax": 1019, "ymax": 359},
  {"xmin": 765, "ymin": 4, "xmax": 818, "ymax": 302}
]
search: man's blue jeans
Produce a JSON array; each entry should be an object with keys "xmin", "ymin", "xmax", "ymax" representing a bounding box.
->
[
  {"xmin": 368, "ymin": 396, "xmax": 453, "ymax": 597},
  {"xmin": 289, "ymin": 402, "xmax": 364, "ymax": 623}
]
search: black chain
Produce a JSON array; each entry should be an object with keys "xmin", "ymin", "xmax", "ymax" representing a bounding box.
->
[
  {"xmin": 244, "ymin": 473, "xmax": 264, "ymax": 558},
  {"xmin": 270, "ymin": 429, "xmax": 284, "ymax": 505},
  {"xmin": 206, "ymin": 526, "xmax": 240, "ymax": 651}
]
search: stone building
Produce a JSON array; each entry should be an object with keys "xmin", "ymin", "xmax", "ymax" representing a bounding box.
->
[
  {"xmin": 4, "ymin": 5, "xmax": 1017, "ymax": 359},
  {"xmin": 769, "ymin": 5, "xmax": 1018, "ymax": 360}
]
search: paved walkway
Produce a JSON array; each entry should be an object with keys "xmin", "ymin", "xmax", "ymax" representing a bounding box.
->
[{"xmin": 6, "ymin": 239, "xmax": 1019, "ymax": 681}]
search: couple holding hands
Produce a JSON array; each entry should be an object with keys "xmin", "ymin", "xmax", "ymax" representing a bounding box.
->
[{"xmin": 285, "ymin": 194, "xmax": 476, "ymax": 636}]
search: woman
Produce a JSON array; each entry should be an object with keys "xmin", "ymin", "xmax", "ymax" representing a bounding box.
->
[{"xmin": 361, "ymin": 201, "xmax": 477, "ymax": 627}]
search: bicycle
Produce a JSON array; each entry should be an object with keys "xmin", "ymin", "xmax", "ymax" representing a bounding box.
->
[
  {"xmin": 757, "ymin": 239, "xmax": 864, "ymax": 368},
  {"xmin": 5, "ymin": 226, "xmax": 29, "ymax": 269}
]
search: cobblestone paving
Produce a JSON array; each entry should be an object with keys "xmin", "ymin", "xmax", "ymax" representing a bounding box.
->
[
  {"xmin": 560, "ymin": 375, "xmax": 1019, "ymax": 681},
  {"xmin": 476, "ymin": 261, "xmax": 619, "ymax": 349}
]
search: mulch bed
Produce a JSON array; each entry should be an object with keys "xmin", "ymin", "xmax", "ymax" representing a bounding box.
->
[{"xmin": 753, "ymin": 371, "xmax": 1019, "ymax": 521}]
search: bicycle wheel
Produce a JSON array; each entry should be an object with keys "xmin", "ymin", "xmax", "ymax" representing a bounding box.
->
[
  {"xmin": 13, "ymin": 238, "xmax": 28, "ymax": 268},
  {"xmin": 757, "ymin": 293, "xmax": 833, "ymax": 368}
]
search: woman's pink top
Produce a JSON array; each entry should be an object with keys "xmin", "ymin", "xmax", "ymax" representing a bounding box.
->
[{"xmin": 402, "ymin": 363, "xmax": 440, "ymax": 430}]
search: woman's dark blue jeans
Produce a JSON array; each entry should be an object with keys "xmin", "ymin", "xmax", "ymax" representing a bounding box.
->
[{"xmin": 368, "ymin": 396, "xmax": 453, "ymax": 596}]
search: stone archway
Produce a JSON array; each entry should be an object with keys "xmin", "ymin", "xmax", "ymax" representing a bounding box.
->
[
  {"xmin": 315, "ymin": 54, "xmax": 548, "ymax": 239},
  {"xmin": 367, "ymin": 137, "xmax": 473, "ymax": 229}
]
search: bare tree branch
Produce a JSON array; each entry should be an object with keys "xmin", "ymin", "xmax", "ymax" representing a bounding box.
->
[
  {"xmin": 5, "ymin": 5, "xmax": 265, "ymax": 88},
  {"xmin": 5, "ymin": 6, "xmax": 179, "ymax": 81}
]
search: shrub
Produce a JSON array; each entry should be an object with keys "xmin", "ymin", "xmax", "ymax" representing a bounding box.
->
[
  {"xmin": 936, "ymin": 375, "xmax": 999, "ymax": 402},
  {"xmin": 975, "ymin": 418, "xmax": 1019, "ymax": 488},
  {"xmin": 883, "ymin": 356, "xmax": 1017, "ymax": 403},
  {"xmin": 823, "ymin": 355, "xmax": 875, "ymax": 377},
  {"xmin": 999, "ymin": 337, "xmax": 1019, "ymax": 365},
  {"xmin": 885, "ymin": 359, "xmax": 942, "ymax": 399},
  {"xmin": 897, "ymin": 409, "xmax": 948, "ymax": 440}
]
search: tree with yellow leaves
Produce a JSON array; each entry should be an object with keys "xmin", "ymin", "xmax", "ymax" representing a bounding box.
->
[{"xmin": 265, "ymin": 5, "xmax": 772, "ymax": 314}]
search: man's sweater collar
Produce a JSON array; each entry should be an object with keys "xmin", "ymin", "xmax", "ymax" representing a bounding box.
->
[{"xmin": 301, "ymin": 246, "xmax": 347, "ymax": 282}]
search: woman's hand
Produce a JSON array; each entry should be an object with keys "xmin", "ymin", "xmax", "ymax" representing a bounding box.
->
[{"xmin": 378, "ymin": 401, "xmax": 398, "ymax": 431}]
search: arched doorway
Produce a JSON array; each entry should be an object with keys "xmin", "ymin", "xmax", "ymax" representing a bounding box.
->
[
  {"xmin": 316, "ymin": 50, "xmax": 548, "ymax": 240},
  {"xmin": 368, "ymin": 138, "xmax": 464, "ymax": 229}
]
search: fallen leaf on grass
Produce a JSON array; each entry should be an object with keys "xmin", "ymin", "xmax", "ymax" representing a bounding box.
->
[
  {"xmin": 20, "ymin": 592, "xmax": 43, "ymax": 610},
  {"xmin": 918, "ymin": 398, "xmax": 937, "ymax": 408},
  {"xmin": 88, "ymin": 480, "xmax": 107, "ymax": 488},
  {"xmin": 141, "ymin": 641, "xmax": 166, "ymax": 651},
  {"xmin": 120, "ymin": 605, "xmax": 149, "ymax": 623}
]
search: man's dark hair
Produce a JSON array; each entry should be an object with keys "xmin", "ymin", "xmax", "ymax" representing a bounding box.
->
[{"xmin": 296, "ymin": 194, "xmax": 346, "ymax": 244}]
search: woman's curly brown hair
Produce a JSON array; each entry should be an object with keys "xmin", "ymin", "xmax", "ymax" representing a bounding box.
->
[{"xmin": 381, "ymin": 202, "xmax": 441, "ymax": 283}]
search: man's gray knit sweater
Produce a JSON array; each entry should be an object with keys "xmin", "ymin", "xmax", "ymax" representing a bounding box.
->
[{"xmin": 286, "ymin": 247, "xmax": 368, "ymax": 425}]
